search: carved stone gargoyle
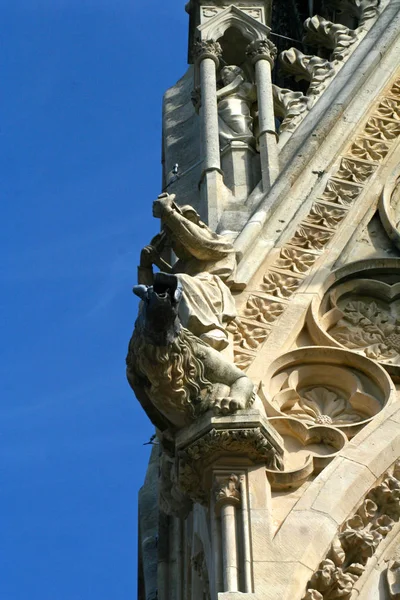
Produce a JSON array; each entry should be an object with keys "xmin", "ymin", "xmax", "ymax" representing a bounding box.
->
[{"xmin": 126, "ymin": 272, "xmax": 255, "ymax": 431}]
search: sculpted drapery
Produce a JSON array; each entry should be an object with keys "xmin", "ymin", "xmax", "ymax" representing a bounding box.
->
[{"xmin": 138, "ymin": 193, "xmax": 237, "ymax": 350}]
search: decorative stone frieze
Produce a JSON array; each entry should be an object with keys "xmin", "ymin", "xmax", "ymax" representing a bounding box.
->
[
  {"xmin": 227, "ymin": 317, "xmax": 271, "ymax": 351},
  {"xmin": 320, "ymin": 179, "xmax": 362, "ymax": 205},
  {"xmin": 305, "ymin": 203, "xmax": 347, "ymax": 229},
  {"xmin": 364, "ymin": 116, "xmax": 400, "ymax": 141},
  {"xmin": 334, "ymin": 159, "xmax": 377, "ymax": 184},
  {"xmin": 275, "ymin": 248, "xmax": 318, "ymax": 274},
  {"xmin": 348, "ymin": 136, "xmax": 390, "ymax": 162},
  {"xmin": 260, "ymin": 271, "xmax": 302, "ymax": 297},
  {"xmin": 303, "ymin": 460, "xmax": 400, "ymax": 600},
  {"xmin": 242, "ymin": 296, "xmax": 285, "ymax": 323},
  {"xmin": 376, "ymin": 96, "xmax": 400, "ymax": 121},
  {"xmin": 289, "ymin": 225, "xmax": 334, "ymax": 251}
]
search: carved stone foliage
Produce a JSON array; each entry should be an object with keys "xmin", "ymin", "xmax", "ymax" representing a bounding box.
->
[
  {"xmin": 330, "ymin": 296, "xmax": 400, "ymax": 362},
  {"xmin": 279, "ymin": 48, "xmax": 336, "ymax": 100},
  {"xmin": 305, "ymin": 203, "xmax": 347, "ymax": 229},
  {"xmin": 309, "ymin": 263, "xmax": 400, "ymax": 374},
  {"xmin": 320, "ymin": 179, "xmax": 362, "ymax": 204},
  {"xmin": 233, "ymin": 350, "xmax": 254, "ymax": 371},
  {"xmin": 289, "ymin": 225, "xmax": 333, "ymax": 251},
  {"xmin": 260, "ymin": 270, "xmax": 302, "ymax": 297},
  {"xmin": 192, "ymin": 39, "xmax": 222, "ymax": 62},
  {"xmin": 334, "ymin": 158, "xmax": 377, "ymax": 183},
  {"xmin": 272, "ymin": 84, "xmax": 309, "ymax": 134},
  {"xmin": 260, "ymin": 346, "xmax": 392, "ymax": 438},
  {"xmin": 227, "ymin": 317, "xmax": 270, "ymax": 351},
  {"xmin": 273, "ymin": 5, "xmax": 382, "ymax": 137},
  {"xmin": 325, "ymin": 0, "xmax": 380, "ymax": 28},
  {"xmin": 242, "ymin": 296, "xmax": 285, "ymax": 324},
  {"xmin": 214, "ymin": 473, "xmax": 241, "ymax": 504},
  {"xmin": 349, "ymin": 137, "xmax": 390, "ymax": 162},
  {"xmin": 275, "ymin": 248, "xmax": 317, "ymax": 274},
  {"xmin": 303, "ymin": 460, "xmax": 400, "ymax": 599},
  {"xmin": 364, "ymin": 117, "xmax": 400, "ymax": 141},
  {"xmin": 303, "ymin": 15, "xmax": 359, "ymax": 61},
  {"xmin": 377, "ymin": 97, "xmax": 400, "ymax": 121}
]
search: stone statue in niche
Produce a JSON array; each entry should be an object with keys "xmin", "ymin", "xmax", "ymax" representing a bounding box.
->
[
  {"xmin": 126, "ymin": 273, "xmax": 255, "ymax": 430},
  {"xmin": 138, "ymin": 193, "xmax": 237, "ymax": 351},
  {"xmin": 216, "ymin": 65, "xmax": 257, "ymax": 148}
]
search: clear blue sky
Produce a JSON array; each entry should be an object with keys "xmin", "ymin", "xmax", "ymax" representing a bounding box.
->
[{"xmin": 1, "ymin": 1, "xmax": 188, "ymax": 598}]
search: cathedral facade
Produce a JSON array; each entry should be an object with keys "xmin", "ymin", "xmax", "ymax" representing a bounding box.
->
[{"xmin": 127, "ymin": 0, "xmax": 400, "ymax": 597}]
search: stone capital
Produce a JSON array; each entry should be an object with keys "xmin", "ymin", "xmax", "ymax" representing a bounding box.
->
[
  {"xmin": 214, "ymin": 473, "xmax": 241, "ymax": 514},
  {"xmin": 193, "ymin": 39, "xmax": 222, "ymax": 66},
  {"xmin": 246, "ymin": 38, "xmax": 277, "ymax": 66}
]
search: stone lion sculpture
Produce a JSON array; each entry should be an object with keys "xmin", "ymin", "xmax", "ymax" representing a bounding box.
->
[{"xmin": 126, "ymin": 272, "xmax": 255, "ymax": 431}]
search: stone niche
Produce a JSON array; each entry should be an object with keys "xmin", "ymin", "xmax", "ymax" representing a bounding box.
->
[{"xmin": 308, "ymin": 259, "xmax": 400, "ymax": 377}]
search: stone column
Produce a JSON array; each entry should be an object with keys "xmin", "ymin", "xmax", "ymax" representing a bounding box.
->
[
  {"xmin": 246, "ymin": 38, "xmax": 279, "ymax": 192},
  {"xmin": 214, "ymin": 474, "xmax": 241, "ymax": 592},
  {"xmin": 194, "ymin": 40, "xmax": 222, "ymax": 172},
  {"xmin": 193, "ymin": 40, "xmax": 226, "ymax": 230}
]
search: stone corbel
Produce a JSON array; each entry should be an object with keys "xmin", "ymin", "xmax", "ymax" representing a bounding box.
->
[{"xmin": 175, "ymin": 409, "xmax": 284, "ymax": 505}]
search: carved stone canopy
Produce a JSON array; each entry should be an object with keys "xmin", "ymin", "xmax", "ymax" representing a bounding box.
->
[
  {"xmin": 175, "ymin": 409, "xmax": 284, "ymax": 504},
  {"xmin": 187, "ymin": 1, "xmax": 272, "ymax": 63}
]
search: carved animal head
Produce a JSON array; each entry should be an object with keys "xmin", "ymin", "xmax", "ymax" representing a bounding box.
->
[
  {"xmin": 133, "ymin": 272, "xmax": 183, "ymax": 347},
  {"xmin": 127, "ymin": 272, "xmax": 213, "ymax": 429}
]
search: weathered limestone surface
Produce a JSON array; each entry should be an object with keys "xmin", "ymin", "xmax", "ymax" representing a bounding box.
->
[{"xmin": 131, "ymin": 1, "xmax": 400, "ymax": 599}]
